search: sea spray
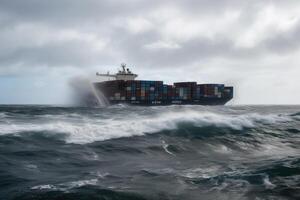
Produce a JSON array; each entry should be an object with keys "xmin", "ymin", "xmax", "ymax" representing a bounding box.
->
[{"xmin": 69, "ymin": 76, "xmax": 109, "ymax": 106}]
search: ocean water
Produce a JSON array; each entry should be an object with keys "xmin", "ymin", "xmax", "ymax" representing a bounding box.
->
[{"xmin": 0, "ymin": 105, "xmax": 299, "ymax": 200}]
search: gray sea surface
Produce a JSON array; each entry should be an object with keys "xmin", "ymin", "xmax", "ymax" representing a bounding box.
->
[{"xmin": 0, "ymin": 105, "xmax": 300, "ymax": 200}]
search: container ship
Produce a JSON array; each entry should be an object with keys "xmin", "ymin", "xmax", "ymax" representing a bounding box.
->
[{"xmin": 93, "ymin": 64, "xmax": 233, "ymax": 106}]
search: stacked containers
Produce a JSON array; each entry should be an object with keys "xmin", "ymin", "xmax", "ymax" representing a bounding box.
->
[
  {"xmin": 126, "ymin": 80, "xmax": 133, "ymax": 100},
  {"xmin": 141, "ymin": 81, "xmax": 156, "ymax": 101},
  {"xmin": 156, "ymin": 81, "xmax": 163, "ymax": 101},
  {"xmin": 171, "ymin": 86, "xmax": 177, "ymax": 100},
  {"xmin": 167, "ymin": 85, "xmax": 173, "ymax": 100},
  {"xmin": 223, "ymin": 86, "xmax": 233, "ymax": 98},
  {"xmin": 97, "ymin": 80, "xmax": 230, "ymax": 103},
  {"xmin": 174, "ymin": 82, "xmax": 197, "ymax": 100},
  {"xmin": 162, "ymin": 84, "xmax": 173, "ymax": 101},
  {"xmin": 150, "ymin": 81, "xmax": 155, "ymax": 101},
  {"xmin": 126, "ymin": 80, "xmax": 163, "ymax": 102},
  {"xmin": 215, "ymin": 84, "xmax": 224, "ymax": 98},
  {"xmin": 149, "ymin": 81, "xmax": 163, "ymax": 101},
  {"xmin": 126, "ymin": 80, "xmax": 139, "ymax": 101},
  {"xmin": 141, "ymin": 81, "xmax": 148, "ymax": 100},
  {"xmin": 136, "ymin": 80, "xmax": 141, "ymax": 100},
  {"xmin": 197, "ymin": 84, "xmax": 224, "ymax": 98},
  {"xmin": 194, "ymin": 85, "xmax": 203, "ymax": 99},
  {"xmin": 162, "ymin": 84, "xmax": 168, "ymax": 100}
]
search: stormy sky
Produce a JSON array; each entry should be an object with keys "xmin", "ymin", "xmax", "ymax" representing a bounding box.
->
[{"xmin": 0, "ymin": 0, "xmax": 300, "ymax": 104}]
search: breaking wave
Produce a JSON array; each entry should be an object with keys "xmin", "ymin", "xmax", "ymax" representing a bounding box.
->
[
  {"xmin": 31, "ymin": 179, "xmax": 99, "ymax": 191},
  {"xmin": 0, "ymin": 108, "xmax": 294, "ymax": 144}
]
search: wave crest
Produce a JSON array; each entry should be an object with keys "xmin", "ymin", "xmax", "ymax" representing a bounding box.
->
[{"xmin": 0, "ymin": 108, "xmax": 293, "ymax": 144}]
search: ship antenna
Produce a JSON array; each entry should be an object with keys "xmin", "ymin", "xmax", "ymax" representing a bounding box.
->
[{"xmin": 121, "ymin": 63, "xmax": 126, "ymax": 73}]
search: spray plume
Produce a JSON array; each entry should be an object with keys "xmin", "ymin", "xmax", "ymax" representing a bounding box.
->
[{"xmin": 69, "ymin": 76, "xmax": 109, "ymax": 107}]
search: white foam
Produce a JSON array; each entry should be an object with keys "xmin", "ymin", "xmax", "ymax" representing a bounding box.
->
[
  {"xmin": 31, "ymin": 178, "xmax": 98, "ymax": 191},
  {"xmin": 182, "ymin": 166, "xmax": 223, "ymax": 179},
  {"xmin": 0, "ymin": 109, "xmax": 293, "ymax": 144},
  {"xmin": 211, "ymin": 144, "xmax": 233, "ymax": 154},
  {"xmin": 161, "ymin": 140, "xmax": 175, "ymax": 156},
  {"xmin": 263, "ymin": 176, "xmax": 276, "ymax": 189},
  {"xmin": 253, "ymin": 138, "xmax": 300, "ymax": 158},
  {"xmin": 0, "ymin": 112, "xmax": 7, "ymax": 118},
  {"xmin": 65, "ymin": 179, "xmax": 98, "ymax": 188},
  {"xmin": 293, "ymin": 115, "xmax": 300, "ymax": 120},
  {"xmin": 31, "ymin": 184, "xmax": 57, "ymax": 190},
  {"xmin": 24, "ymin": 164, "xmax": 39, "ymax": 171}
]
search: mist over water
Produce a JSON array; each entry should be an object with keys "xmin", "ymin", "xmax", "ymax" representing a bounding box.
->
[{"xmin": 0, "ymin": 105, "xmax": 300, "ymax": 200}]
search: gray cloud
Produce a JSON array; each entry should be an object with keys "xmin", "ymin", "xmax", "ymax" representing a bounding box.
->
[
  {"xmin": 0, "ymin": 0, "xmax": 299, "ymax": 69},
  {"xmin": 263, "ymin": 22, "xmax": 300, "ymax": 54}
]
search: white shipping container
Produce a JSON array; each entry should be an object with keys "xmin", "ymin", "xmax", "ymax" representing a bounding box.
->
[
  {"xmin": 179, "ymin": 88, "xmax": 184, "ymax": 97},
  {"xmin": 214, "ymin": 86, "xmax": 218, "ymax": 95}
]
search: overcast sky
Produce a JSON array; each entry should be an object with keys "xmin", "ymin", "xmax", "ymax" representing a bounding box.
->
[{"xmin": 0, "ymin": 0, "xmax": 300, "ymax": 104}]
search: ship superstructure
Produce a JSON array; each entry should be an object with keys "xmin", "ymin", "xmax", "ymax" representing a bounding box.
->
[
  {"xmin": 94, "ymin": 64, "xmax": 233, "ymax": 105},
  {"xmin": 96, "ymin": 63, "xmax": 137, "ymax": 81}
]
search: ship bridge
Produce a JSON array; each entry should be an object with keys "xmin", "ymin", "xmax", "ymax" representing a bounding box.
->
[{"xmin": 96, "ymin": 63, "xmax": 138, "ymax": 81}]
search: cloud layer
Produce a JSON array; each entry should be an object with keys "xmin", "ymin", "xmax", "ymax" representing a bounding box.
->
[{"xmin": 0, "ymin": 0, "xmax": 300, "ymax": 104}]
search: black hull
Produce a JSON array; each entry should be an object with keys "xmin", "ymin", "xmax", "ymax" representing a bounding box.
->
[{"xmin": 107, "ymin": 97, "xmax": 232, "ymax": 106}]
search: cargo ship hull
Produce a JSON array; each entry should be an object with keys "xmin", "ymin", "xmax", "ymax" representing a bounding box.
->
[{"xmin": 107, "ymin": 98, "xmax": 231, "ymax": 106}]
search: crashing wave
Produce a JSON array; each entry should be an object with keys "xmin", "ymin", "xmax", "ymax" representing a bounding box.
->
[{"xmin": 0, "ymin": 108, "xmax": 293, "ymax": 144}]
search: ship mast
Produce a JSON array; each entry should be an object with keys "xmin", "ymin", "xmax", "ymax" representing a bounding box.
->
[{"xmin": 96, "ymin": 63, "xmax": 138, "ymax": 81}]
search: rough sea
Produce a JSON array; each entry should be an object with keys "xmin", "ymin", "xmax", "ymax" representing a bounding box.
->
[{"xmin": 0, "ymin": 105, "xmax": 299, "ymax": 200}]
